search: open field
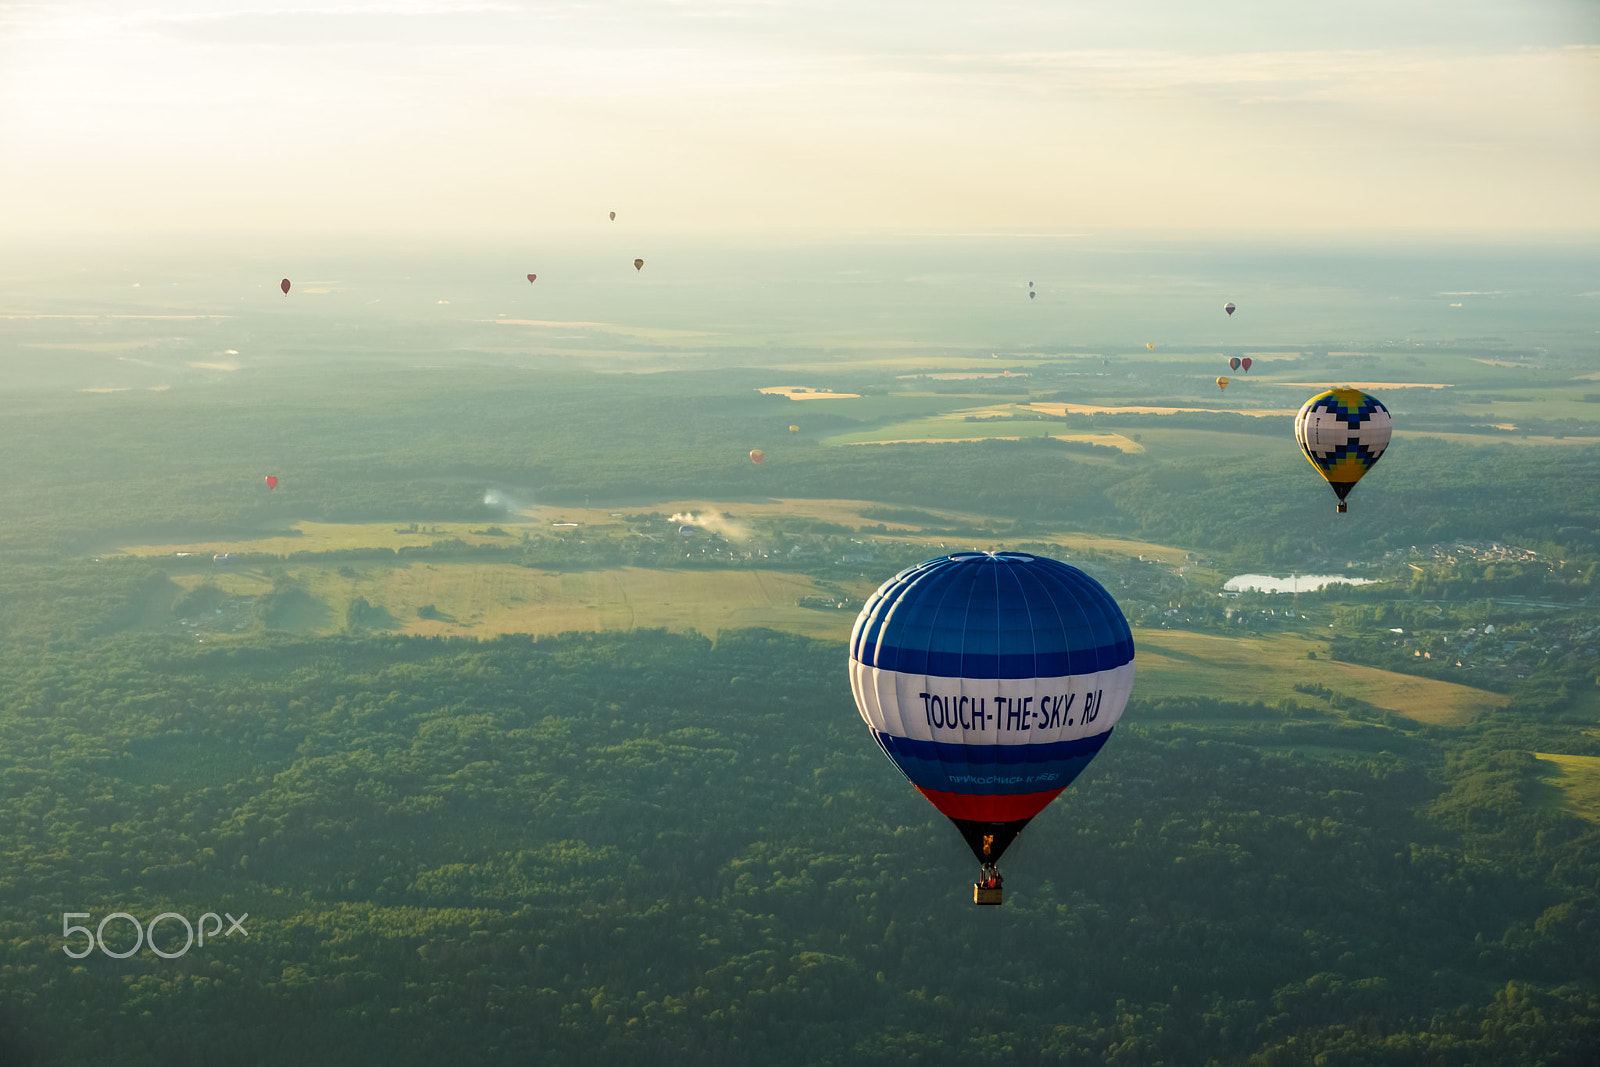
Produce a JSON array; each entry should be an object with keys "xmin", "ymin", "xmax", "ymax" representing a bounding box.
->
[
  {"xmin": 840, "ymin": 432, "xmax": 1144, "ymax": 452},
  {"xmin": 145, "ymin": 550, "xmax": 1502, "ymax": 726},
  {"xmin": 1533, "ymin": 752, "xmax": 1600, "ymax": 823},
  {"xmin": 165, "ymin": 561, "xmax": 877, "ymax": 642},
  {"xmin": 118, "ymin": 503, "xmax": 1202, "ymax": 565},
  {"xmin": 1132, "ymin": 630, "xmax": 1508, "ymax": 725},
  {"xmin": 1398, "ymin": 432, "xmax": 1600, "ymax": 447},
  {"xmin": 1024, "ymin": 402, "xmax": 1298, "ymax": 417},
  {"xmin": 758, "ymin": 386, "xmax": 863, "ymax": 399}
]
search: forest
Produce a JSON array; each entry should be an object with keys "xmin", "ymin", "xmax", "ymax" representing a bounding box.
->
[{"xmin": 1, "ymin": 627, "xmax": 1598, "ymax": 1065}]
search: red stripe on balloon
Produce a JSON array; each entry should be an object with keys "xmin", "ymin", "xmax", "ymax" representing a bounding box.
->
[{"xmin": 914, "ymin": 786, "xmax": 1064, "ymax": 823}]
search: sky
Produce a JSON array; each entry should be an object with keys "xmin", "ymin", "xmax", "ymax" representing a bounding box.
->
[{"xmin": 1, "ymin": 0, "xmax": 1596, "ymax": 240}]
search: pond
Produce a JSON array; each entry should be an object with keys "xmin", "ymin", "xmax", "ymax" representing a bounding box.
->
[{"xmin": 1223, "ymin": 574, "xmax": 1376, "ymax": 594}]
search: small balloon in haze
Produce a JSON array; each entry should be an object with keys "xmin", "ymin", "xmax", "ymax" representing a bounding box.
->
[
  {"xmin": 1229, "ymin": 357, "xmax": 1242, "ymax": 371},
  {"xmin": 610, "ymin": 211, "xmax": 616, "ymax": 221},
  {"xmin": 526, "ymin": 274, "xmax": 537, "ymax": 283},
  {"xmin": 1217, "ymin": 376, "xmax": 1229, "ymax": 391},
  {"xmin": 679, "ymin": 524, "xmax": 695, "ymax": 537},
  {"xmin": 633, "ymin": 259, "xmax": 644, "ymax": 271},
  {"xmin": 265, "ymin": 475, "xmax": 279, "ymax": 489},
  {"xmin": 1224, "ymin": 301, "xmax": 1236, "ymax": 316},
  {"xmin": 280, "ymin": 279, "xmax": 291, "ymax": 295},
  {"xmin": 1146, "ymin": 342, "xmax": 1155, "ymax": 351},
  {"xmin": 1028, "ymin": 291, "xmax": 1036, "ymax": 300},
  {"xmin": 789, "ymin": 424, "xmax": 800, "ymax": 434},
  {"xmin": 749, "ymin": 449, "xmax": 765, "ymax": 465},
  {"xmin": 1028, "ymin": 282, "xmax": 1033, "ymax": 288},
  {"xmin": 1241, "ymin": 357, "xmax": 1253, "ymax": 372}
]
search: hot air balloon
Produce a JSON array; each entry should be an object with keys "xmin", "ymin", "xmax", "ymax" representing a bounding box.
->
[
  {"xmin": 633, "ymin": 259, "xmax": 644, "ymax": 271},
  {"xmin": 1028, "ymin": 282, "xmax": 1033, "ymax": 289},
  {"xmin": 1217, "ymin": 376, "xmax": 1229, "ymax": 390},
  {"xmin": 749, "ymin": 449, "xmax": 764, "ymax": 464},
  {"xmin": 848, "ymin": 552, "xmax": 1134, "ymax": 904},
  {"xmin": 1029, "ymin": 291, "xmax": 1036, "ymax": 300},
  {"xmin": 1294, "ymin": 388, "xmax": 1391, "ymax": 513},
  {"xmin": 265, "ymin": 475, "xmax": 278, "ymax": 489},
  {"xmin": 526, "ymin": 274, "xmax": 537, "ymax": 283},
  {"xmin": 1147, "ymin": 342, "xmax": 1155, "ymax": 351},
  {"xmin": 679, "ymin": 525, "xmax": 695, "ymax": 537},
  {"xmin": 1229, "ymin": 357, "xmax": 1242, "ymax": 371},
  {"xmin": 280, "ymin": 279, "xmax": 291, "ymax": 296},
  {"xmin": 1223, "ymin": 301, "xmax": 1235, "ymax": 316},
  {"xmin": 1241, "ymin": 357, "xmax": 1253, "ymax": 372},
  {"xmin": 609, "ymin": 211, "xmax": 616, "ymax": 221},
  {"xmin": 789, "ymin": 425, "xmax": 800, "ymax": 434}
]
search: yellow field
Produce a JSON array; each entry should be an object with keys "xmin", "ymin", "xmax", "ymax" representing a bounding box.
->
[
  {"xmin": 174, "ymin": 562, "xmax": 875, "ymax": 642},
  {"xmin": 1533, "ymin": 753, "xmax": 1600, "ymax": 823},
  {"xmin": 758, "ymin": 386, "xmax": 863, "ymax": 400},
  {"xmin": 1397, "ymin": 432, "xmax": 1600, "ymax": 448},
  {"xmin": 1274, "ymin": 382, "xmax": 1453, "ymax": 390},
  {"xmin": 1023, "ymin": 402, "xmax": 1296, "ymax": 418},
  {"xmin": 1132, "ymin": 630, "xmax": 1507, "ymax": 725}
]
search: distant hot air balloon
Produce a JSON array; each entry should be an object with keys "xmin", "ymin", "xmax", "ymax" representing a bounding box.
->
[
  {"xmin": 280, "ymin": 279, "xmax": 291, "ymax": 296},
  {"xmin": 1294, "ymin": 388, "xmax": 1392, "ymax": 513},
  {"xmin": 1028, "ymin": 282, "xmax": 1033, "ymax": 289},
  {"xmin": 633, "ymin": 259, "xmax": 644, "ymax": 271},
  {"xmin": 1217, "ymin": 376, "xmax": 1229, "ymax": 391},
  {"xmin": 526, "ymin": 274, "xmax": 537, "ymax": 283},
  {"xmin": 1029, "ymin": 291, "xmax": 1036, "ymax": 300},
  {"xmin": 1223, "ymin": 301, "xmax": 1236, "ymax": 316},
  {"xmin": 1241, "ymin": 357, "xmax": 1253, "ymax": 372},
  {"xmin": 849, "ymin": 552, "xmax": 1135, "ymax": 904},
  {"xmin": 679, "ymin": 525, "xmax": 695, "ymax": 537},
  {"xmin": 749, "ymin": 449, "xmax": 764, "ymax": 465},
  {"xmin": 1147, "ymin": 342, "xmax": 1155, "ymax": 351},
  {"xmin": 789, "ymin": 425, "xmax": 800, "ymax": 434},
  {"xmin": 609, "ymin": 211, "xmax": 616, "ymax": 221},
  {"xmin": 1229, "ymin": 357, "xmax": 1242, "ymax": 371},
  {"xmin": 1003, "ymin": 369, "xmax": 1013, "ymax": 377},
  {"xmin": 265, "ymin": 475, "xmax": 278, "ymax": 489}
]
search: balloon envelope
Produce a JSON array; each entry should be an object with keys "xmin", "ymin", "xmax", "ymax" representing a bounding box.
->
[
  {"xmin": 1229, "ymin": 357, "xmax": 1242, "ymax": 370},
  {"xmin": 848, "ymin": 552, "xmax": 1134, "ymax": 866},
  {"xmin": 1217, "ymin": 376, "xmax": 1229, "ymax": 390},
  {"xmin": 789, "ymin": 425, "xmax": 800, "ymax": 433},
  {"xmin": 1294, "ymin": 388, "xmax": 1392, "ymax": 509},
  {"xmin": 526, "ymin": 274, "xmax": 537, "ymax": 283},
  {"xmin": 1223, "ymin": 301, "xmax": 1235, "ymax": 316},
  {"xmin": 280, "ymin": 279, "xmax": 291, "ymax": 295},
  {"xmin": 749, "ymin": 449, "xmax": 764, "ymax": 464},
  {"xmin": 1146, "ymin": 342, "xmax": 1155, "ymax": 350},
  {"xmin": 609, "ymin": 211, "xmax": 616, "ymax": 221},
  {"xmin": 1028, "ymin": 291, "xmax": 1035, "ymax": 300},
  {"xmin": 265, "ymin": 475, "xmax": 278, "ymax": 489},
  {"xmin": 633, "ymin": 259, "xmax": 644, "ymax": 271},
  {"xmin": 1241, "ymin": 357, "xmax": 1253, "ymax": 372}
]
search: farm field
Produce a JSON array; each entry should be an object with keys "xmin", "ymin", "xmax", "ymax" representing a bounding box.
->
[
  {"xmin": 164, "ymin": 561, "xmax": 877, "ymax": 641},
  {"xmin": 1533, "ymin": 752, "xmax": 1600, "ymax": 823},
  {"xmin": 1133, "ymin": 629, "xmax": 1508, "ymax": 725}
]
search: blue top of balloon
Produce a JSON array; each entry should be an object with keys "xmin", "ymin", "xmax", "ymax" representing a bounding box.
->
[{"xmin": 849, "ymin": 552, "xmax": 1133, "ymax": 680}]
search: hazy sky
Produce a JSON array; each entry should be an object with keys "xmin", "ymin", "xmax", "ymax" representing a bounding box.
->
[{"xmin": 2, "ymin": 1, "xmax": 1596, "ymax": 239}]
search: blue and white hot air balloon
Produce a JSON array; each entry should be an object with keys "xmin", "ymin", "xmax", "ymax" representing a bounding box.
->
[{"xmin": 848, "ymin": 551, "xmax": 1134, "ymax": 904}]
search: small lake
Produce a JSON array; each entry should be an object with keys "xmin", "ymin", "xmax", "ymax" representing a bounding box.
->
[{"xmin": 1224, "ymin": 574, "xmax": 1376, "ymax": 594}]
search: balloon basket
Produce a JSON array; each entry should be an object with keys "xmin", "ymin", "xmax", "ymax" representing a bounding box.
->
[
  {"xmin": 1336, "ymin": 501, "xmax": 1347, "ymax": 513},
  {"xmin": 973, "ymin": 884, "xmax": 1004, "ymax": 906}
]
